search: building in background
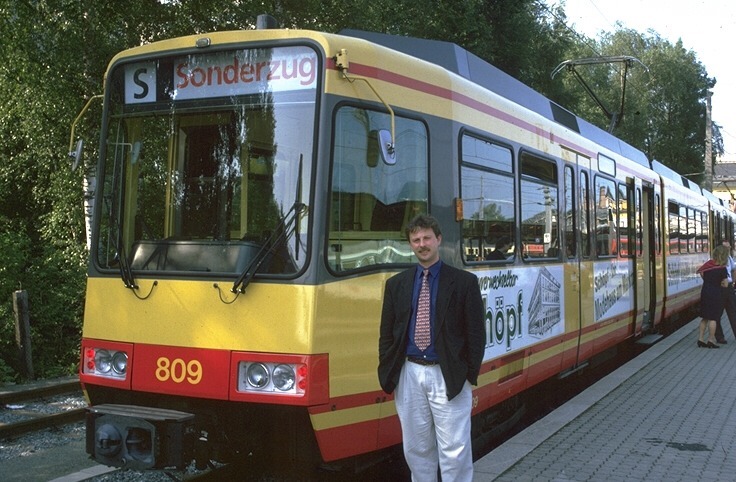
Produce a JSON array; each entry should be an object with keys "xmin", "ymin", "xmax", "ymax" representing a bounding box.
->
[{"xmin": 713, "ymin": 157, "xmax": 736, "ymax": 211}]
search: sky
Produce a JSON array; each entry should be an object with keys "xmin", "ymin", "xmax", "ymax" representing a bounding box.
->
[{"xmin": 545, "ymin": 0, "xmax": 736, "ymax": 160}]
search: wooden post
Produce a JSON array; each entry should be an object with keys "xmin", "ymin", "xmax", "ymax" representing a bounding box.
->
[{"xmin": 12, "ymin": 290, "xmax": 34, "ymax": 380}]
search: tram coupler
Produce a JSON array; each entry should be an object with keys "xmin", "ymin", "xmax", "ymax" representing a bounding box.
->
[{"xmin": 86, "ymin": 404, "xmax": 196, "ymax": 470}]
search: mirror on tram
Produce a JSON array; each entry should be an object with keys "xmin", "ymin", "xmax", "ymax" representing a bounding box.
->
[
  {"xmin": 69, "ymin": 139, "xmax": 84, "ymax": 171},
  {"xmin": 366, "ymin": 129, "xmax": 395, "ymax": 166},
  {"xmin": 378, "ymin": 129, "xmax": 395, "ymax": 165}
]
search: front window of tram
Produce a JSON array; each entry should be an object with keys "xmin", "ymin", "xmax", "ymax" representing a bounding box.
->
[{"xmin": 95, "ymin": 46, "xmax": 316, "ymax": 277}]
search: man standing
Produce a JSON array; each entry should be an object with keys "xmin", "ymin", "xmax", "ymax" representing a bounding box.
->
[{"xmin": 378, "ymin": 214, "xmax": 486, "ymax": 481}]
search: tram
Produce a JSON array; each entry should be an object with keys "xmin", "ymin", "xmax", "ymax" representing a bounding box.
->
[{"xmin": 75, "ymin": 15, "xmax": 734, "ymax": 473}]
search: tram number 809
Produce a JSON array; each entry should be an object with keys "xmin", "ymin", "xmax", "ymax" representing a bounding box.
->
[{"xmin": 156, "ymin": 356, "xmax": 203, "ymax": 385}]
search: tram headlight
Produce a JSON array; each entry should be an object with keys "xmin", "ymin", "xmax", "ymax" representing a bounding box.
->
[
  {"xmin": 83, "ymin": 346, "xmax": 129, "ymax": 380},
  {"xmin": 246, "ymin": 363, "xmax": 269, "ymax": 388},
  {"xmin": 111, "ymin": 351, "xmax": 128, "ymax": 375},
  {"xmin": 272, "ymin": 364, "xmax": 295, "ymax": 391},
  {"xmin": 237, "ymin": 360, "xmax": 305, "ymax": 395},
  {"xmin": 95, "ymin": 350, "xmax": 113, "ymax": 373}
]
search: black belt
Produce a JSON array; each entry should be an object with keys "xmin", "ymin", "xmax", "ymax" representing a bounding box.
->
[{"xmin": 407, "ymin": 356, "xmax": 439, "ymax": 366}]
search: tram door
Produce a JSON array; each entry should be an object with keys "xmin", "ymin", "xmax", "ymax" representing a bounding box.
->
[
  {"xmin": 561, "ymin": 153, "xmax": 592, "ymax": 369},
  {"xmin": 640, "ymin": 183, "xmax": 657, "ymax": 332}
]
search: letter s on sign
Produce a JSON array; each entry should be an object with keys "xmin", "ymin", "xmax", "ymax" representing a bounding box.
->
[
  {"xmin": 124, "ymin": 62, "xmax": 157, "ymax": 104},
  {"xmin": 133, "ymin": 68, "xmax": 149, "ymax": 100}
]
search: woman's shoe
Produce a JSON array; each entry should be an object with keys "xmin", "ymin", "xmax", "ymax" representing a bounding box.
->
[
  {"xmin": 706, "ymin": 342, "xmax": 720, "ymax": 349},
  {"xmin": 697, "ymin": 340, "xmax": 708, "ymax": 347}
]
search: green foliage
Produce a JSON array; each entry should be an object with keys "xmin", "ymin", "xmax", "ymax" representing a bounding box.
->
[
  {"xmin": 24, "ymin": 241, "xmax": 87, "ymax": 377},
  {"xmin": 0, "ymin": 358, "xmax": 15, "ymax": 384},
  {"xmin": 542, "ymin": 24, "xmax": 718, "ymax": 177},
  {"xmin": 0, "ymin": 217, "xmax": 31, "ymax": 380}
]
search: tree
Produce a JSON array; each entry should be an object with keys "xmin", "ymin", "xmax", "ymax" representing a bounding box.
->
[
  {"xmin": 546, "ymin": 23, "xmax": 719, "ymax": 178},
  {"xmin": 0, "ymin": 0, "xmax": 171, "ymax": 379}
]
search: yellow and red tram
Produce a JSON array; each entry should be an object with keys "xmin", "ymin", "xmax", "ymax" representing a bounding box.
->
[{"xmin": 75, "ymin": 18, "xmax": 733, "ymax": 472}]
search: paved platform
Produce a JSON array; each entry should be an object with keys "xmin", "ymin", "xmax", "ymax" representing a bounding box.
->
[{"xmin": 474, "ymin": 315, "xmax": 736, "ymax": 481}]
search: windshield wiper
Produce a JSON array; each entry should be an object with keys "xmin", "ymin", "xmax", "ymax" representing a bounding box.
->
[
  {"xmin": 113, "ymin": 218, "xmax": 137, "ymax": 290},
  {"xmin": 113, "ymin": 217, "xmax": 159, "ymax": 299},
  {"xmin": 231, "ymin": 201, "xmax": 307, "ymax": 294}
]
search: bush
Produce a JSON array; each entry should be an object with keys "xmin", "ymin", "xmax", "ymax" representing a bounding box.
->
[
  {"xmin": 0, "ymin": 218, "xmax": 31, "ymax": 380},
  {"xmin": 24, "ymin": 242, "xmax": 87, "ymax": 378},
  {"xmin": 0, "ymin": 216, "xmax": 86, "ymax": 380}
]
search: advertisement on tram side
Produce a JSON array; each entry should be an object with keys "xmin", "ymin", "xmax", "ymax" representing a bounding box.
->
[
  {"xmin": 593, "ymin": 259, "xmax": 635, "ymax": 323},
  {"xmin": 478, "ymin": 266, "xmax": 564, "ymax": 359}
]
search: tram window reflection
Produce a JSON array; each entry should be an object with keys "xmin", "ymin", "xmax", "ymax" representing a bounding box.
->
[
  {"xmin": 520, "ymin": 153, "xmax": 559, "ymax": 260},
  {"xmin": 459, "ymin": 135, "xmax": 514, "ymax": 263},
  {"xmin": 328, "ymin": 106, "xmax": 428, "ymax": 272}
]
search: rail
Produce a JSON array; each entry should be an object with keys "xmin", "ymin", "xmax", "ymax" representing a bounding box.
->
[{"xmin": 0, "ymin": 377, "xmax": 85, "ymax": 439}]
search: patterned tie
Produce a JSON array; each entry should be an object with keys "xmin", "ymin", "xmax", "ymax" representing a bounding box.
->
[{"xmin": 415, "ymin": 269, "xmax": 431, "ymax": 351}]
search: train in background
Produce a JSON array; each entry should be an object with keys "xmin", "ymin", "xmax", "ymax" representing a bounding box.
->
[{"xmin": 73, "ymin": 15, "xmax": 735, "ymax": 475}]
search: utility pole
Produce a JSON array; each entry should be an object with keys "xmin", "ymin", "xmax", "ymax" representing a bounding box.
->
[{"xmin": 704, "ymin": 90, "xmax": 713, "ymax": 191}]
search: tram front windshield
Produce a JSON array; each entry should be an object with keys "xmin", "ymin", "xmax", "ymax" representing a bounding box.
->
[{"xmin": 96, "ymin": 46, "xmax": 316, "ymax": 276}]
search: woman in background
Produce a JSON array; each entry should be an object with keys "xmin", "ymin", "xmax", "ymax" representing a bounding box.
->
[{"xmin": 696, "ymin": 244, "xmax": 730, "ymax": 348}]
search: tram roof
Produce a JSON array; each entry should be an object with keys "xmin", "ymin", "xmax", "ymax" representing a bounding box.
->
[
  {"xmin": 702, "ymin": 188, "xmax": 728, "ymax": 209},
  {"xmin": 340, "ymin": 29, "xmax": 650, "ymax": 168},
  {"xmin": 652, "ymin": 159, "xmax": 705, "ymax": 195}
]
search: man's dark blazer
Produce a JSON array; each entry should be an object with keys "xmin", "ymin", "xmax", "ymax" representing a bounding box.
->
[{"xmin": 378, "ymin": 262, "xmax": 486, "ymax": 401}]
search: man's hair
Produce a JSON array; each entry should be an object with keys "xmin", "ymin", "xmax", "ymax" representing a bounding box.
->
[
  {"xmin": 405, "ymin": 214, "xmax": 441, "ymax": 240},
  {"xmin": 495, "ymin": 236, "xmax": 511, "ymax": 249}
]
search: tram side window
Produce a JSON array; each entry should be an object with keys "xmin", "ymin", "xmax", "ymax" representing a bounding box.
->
[
  {"xmin": 520, "ymin": 153, "xmax": 559, "ymax": 259},
  {"xmin": 720, "ymin": 213, "xmax": 726, "ymax": 245},
  {"xmin": 564, "ymin": 166, "xmax": 576, "ymax": 258},
  {"xmin": 679, "ymin": 205, "xmax": 688, "ymax": 252},
  {"xmin": 328, "ymin": 106, "xmax": 428, "ymax": 272},
  {"xmin": 655, "ymin": 194, "xmax": 661, "ymax": 254},
  {"xmin": 714, "ymin": 212, "xmax": 724, "ymax": 247},
  {"xmin": 617, "ymin": 182, "xmax": 637, "ymax": 258},
  {"xmin": 580, "ymin": 171, "xmax": 591, "ymax": 258},
  {"xmin": 459, "ymin": 135, "xmax": 514, "ymax": 262},
  {"xmin": 697, "ymin": 211, "xmax": 707, "ymax": 252},
  {"xmin": 617, "ymin": 182, "xmax": 630, "ymax": 257},
  {"xmin": 667, "ymin": 201, "xmax": 679, "ymax": 254},
  {"xmin": 687, "ymin": 208, "xmax": 696, "ymax": 252},
  {"xmin": 594, "ymin": 176, "xmax": 617, "ymax": 257}
]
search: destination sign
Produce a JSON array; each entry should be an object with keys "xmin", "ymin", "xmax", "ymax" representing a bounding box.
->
[{"xmin": 124, "ymin": 46, "xmax": 318, "ymax": 104}]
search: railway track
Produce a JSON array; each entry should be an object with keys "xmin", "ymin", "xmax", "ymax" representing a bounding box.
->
[{"xmin": 0, "ymin": 377, "xmax": 86, "ymax": 439}]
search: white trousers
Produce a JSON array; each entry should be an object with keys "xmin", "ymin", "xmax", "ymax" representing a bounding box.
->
[{"xmin": 395, "ymin": 360, "xmax": 473, "ymax": 482}]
